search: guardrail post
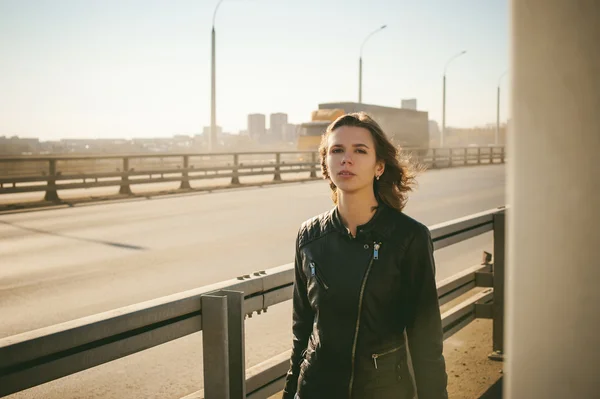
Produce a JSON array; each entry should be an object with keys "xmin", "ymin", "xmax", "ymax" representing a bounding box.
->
[
  {"xmin": 477, "ymin": 148, "xmax": 482, "ymax": 164},
  {"xmin": 464, "ymin": 148, "xmax": 468, "ymax": 166},
  {"xmin": 119, "ymin": 157, "xmax": 133, "ymax": 195},
  {"xmin": 201, "ymin": 290, "xmax": 246, "ymax": 399},
  {"xmin": 489, "ymin": 209, "xmax": 506, "ymax": 361},
  {"xmin": 449, "ymin": 148, "xmax": 453, "ymax": 168},
  {"xmin": 180, "ymin": 155, "xmax": 192, "ymax": 189},
  {"xmin": 500, "ymin": 147, "xmax": 505, "ymax": 163},
  {"xmin": 310, "ymin": 152, "xmax": 317, "ymax": 178},
  {"xmin": 43, "ymin": 159, "xmax": 60, "ymax": 202},
  {"xmin": 489, "ymin": 147, "xmax": 494, "ymax": 164},
  {"xmin": 231, "ymin": 154, "xmax": 240, "ymax": 185},
  {"xmin": 432, "ymin": 148, "xmax": 437, "ymax": 169},
  {"xmin": 273, "ymin": 153, "xmax": 282, "ymax": 181}
]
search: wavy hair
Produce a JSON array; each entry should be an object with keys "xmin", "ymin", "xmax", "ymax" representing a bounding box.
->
[{"xmin": 318, "ymin": 112, "xmax": 422, "ymax": 212}]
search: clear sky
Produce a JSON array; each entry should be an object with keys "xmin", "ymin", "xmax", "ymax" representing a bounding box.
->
[{"xmin": 0, "ymin": 0, "xmax": 509, "ymax": 140}]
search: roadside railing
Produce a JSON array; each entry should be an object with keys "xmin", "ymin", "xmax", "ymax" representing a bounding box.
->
[
  {"xmin": 0, "ymin": 206, "xmax": 507, "ymax": 398},
  {"xmin": 0, "ymin": 147, "xmax": 505, "ymax": 203}
]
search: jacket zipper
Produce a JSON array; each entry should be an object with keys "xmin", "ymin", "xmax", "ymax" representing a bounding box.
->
[
  {"xmin": 371, "ymin": 345, "xmax": 404, "ymax": 369},
  {"xmin": 347, "ymin": 242, "xmax": 380, "ymax": 397},
  {"xmin": 309, "ymin": 262, "xmax": 329, "ymax": 290},
  {"xmin": 373, "ymin": 242, "xmax": 381, "ymax": 260}
]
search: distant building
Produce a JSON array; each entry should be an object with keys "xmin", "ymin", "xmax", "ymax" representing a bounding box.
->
[
  {"xmin": 282, "ymin": 123, "xmax": 298, "ymax": 142},
  {"xmin": 0, "ymin": 136, "xmax": 41, "ymax": 155},
  {"xmin": 202, "ymin": 126, "xmax": 222, "ymax": 137},
  {"xmin": 270, "ymin": 113, "xmax": 288, "ymax": 141},
  {"xmin": 401, "ymin": 99, "xmax": 417, "ymax": 110},
  {"xmin": 428, "ymin": 120, "xmax": 440, "ymax": 137},
  {"xmin": 248, "ymin": 114, "xmax": 266, "ymax": 140}
]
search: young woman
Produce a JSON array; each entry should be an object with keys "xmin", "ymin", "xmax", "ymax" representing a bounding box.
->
[{"xmin": 282, "ymin": 112, "xmax": 448, "ymax": 399}]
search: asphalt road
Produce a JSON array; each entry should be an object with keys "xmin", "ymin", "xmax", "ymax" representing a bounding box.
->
[{"xmin": 0, "ymin": 164, "xmax": 506, "ymax": 399}]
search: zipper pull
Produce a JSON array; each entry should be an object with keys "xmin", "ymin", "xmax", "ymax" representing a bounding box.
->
[
  {"xmin": 310, "ymin": 263, "xmax": 316, "ymax": 276},
  {"xmin": 373, "ymin": 242, "xmax": 381, "ymax": 260},
  {"xmin": 372, "ymin": 354, "xmax": 379, "ymax": 369}
]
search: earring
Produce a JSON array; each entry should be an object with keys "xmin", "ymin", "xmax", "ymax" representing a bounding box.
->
[{"xmin": 376, "ymin": 175, "xmax": 380, "ymax": 180}]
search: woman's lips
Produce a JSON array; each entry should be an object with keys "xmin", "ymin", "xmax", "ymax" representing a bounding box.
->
[{"xmin": 338, "ymin": 170, "xmax": 356, "ymax": 177}]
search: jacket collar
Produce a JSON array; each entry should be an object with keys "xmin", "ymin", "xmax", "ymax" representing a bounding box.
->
[{"xmin": 331, "ymin": 202, "xmax": 395, "ymax": 242}]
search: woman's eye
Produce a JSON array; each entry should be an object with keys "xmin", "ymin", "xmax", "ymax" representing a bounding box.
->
[
  {"xmin": 356, "ymin": 149, "xmax": 367, "ymax": 154},
  {"xmin": 331, "ymin": 148, "xmax": 343, "ymax": 153}
]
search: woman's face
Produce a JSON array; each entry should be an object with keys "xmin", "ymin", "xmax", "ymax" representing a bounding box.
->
[{"xmin": 326, "ymin": 125, "xmax": 384, "ymax": 195}]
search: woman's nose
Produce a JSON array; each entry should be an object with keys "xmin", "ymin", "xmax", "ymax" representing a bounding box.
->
[{"xmin": 341, "ymin": 154, "xmax": 353, "ymax": 164}]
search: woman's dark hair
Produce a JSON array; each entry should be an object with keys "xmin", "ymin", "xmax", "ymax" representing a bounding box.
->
[{"xmin": 318, "ymin": 112, "xmax": 421, "ymax": 212}]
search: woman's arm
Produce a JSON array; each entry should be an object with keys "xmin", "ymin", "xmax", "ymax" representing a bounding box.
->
[
  {"xmin": 282, "ymin": 231, "xmax": 315, "ymax": 399},
  {"xmin": 405, "ymin": 224, "xmax": 449, "ymax": 399}
]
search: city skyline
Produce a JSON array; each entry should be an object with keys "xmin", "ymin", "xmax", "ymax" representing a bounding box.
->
[
  {"xmin": 0, "ymin": 0, "xmax": 509, "ymax": 141},
  {"xmin": 2, "ymin": 111, "xmax": 507, "ymax": 143}
]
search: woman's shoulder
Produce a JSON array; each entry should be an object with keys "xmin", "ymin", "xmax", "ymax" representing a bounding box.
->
[
  {"xmin": 384, "ymin": 209, "xmax": 434, "ymax": 263},
  {"xmin": 296, "ymin": 208, "xmax": 337, "ymax": 248},
  {"xmin": 386, "ymin": 207, "xmax": 431, "ymax": 241}
]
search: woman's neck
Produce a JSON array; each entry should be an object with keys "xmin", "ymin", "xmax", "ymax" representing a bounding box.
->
[{"xmin": 337, "ymin": 189, "xmax": 379, "ymax": 237}]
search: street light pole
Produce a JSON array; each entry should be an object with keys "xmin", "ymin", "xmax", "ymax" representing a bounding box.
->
[
  {"xmin": 359, "ymin": 57, "xmax": 363, "ymax": 104},
  {"xmin": 359, "ymin": 25, "xmax": 387, "ymax": 103},
  {"xmin": 441, "ymin": 50, "xmax": 467, "ymax": 148},
  {"xmin": 210, "ymin": 0, "xmax": 225, "ymax": 153},
  {"xmin": 496, "ymin": 70, "xmax": 508, "ymax": 146},
  {"xmin": 442, "ymin": 74, "xmax": 446, "ymax": 147}
]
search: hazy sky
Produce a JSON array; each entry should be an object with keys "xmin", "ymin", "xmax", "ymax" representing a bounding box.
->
[{"xmin": 0, "ymin": 0, "xmax": 509, "ymax": 140}]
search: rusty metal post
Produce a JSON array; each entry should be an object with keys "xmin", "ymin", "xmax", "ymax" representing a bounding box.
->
[
  {"xmin": 180, "ymin": 155, "xmax": 192, "ymax": 189},
  {"xmin": 119, "ymin": 157, "xmax": 133, "ymax": 195},
  {"xmin": 43, "ymin": 159, "xmax": 60, "ymax": 202},
  {"xmin": 309, "ymin": 152, "xmax": 317, "ymax": 178},
  {"xmin": 231, "ymin": 154, "xmax": 240, "ymax": 185},
  {"xmin": 489, "ymin": 209, "xmax": 506, "ymax": 361},
  {"xmin": 201, "ymin": 290, "xmax": 245, "ymax": 399},
  {"xmin": 273, "ymin": 153, "xmax": 282, "ymax": 181}
]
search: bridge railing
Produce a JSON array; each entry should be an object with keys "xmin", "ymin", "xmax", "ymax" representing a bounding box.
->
[
  {"xmin": 0, "ymin": 147, "xmax": 505, "ymax": 203},
  {"xmin": 0, "ymin": 206, "xmax": 507, "ymax": 398}
]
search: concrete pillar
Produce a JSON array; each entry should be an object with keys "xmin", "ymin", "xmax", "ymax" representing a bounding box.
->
[{"xmin": 507, "ymin": 1, "xmax": 600, "ymax": 398}]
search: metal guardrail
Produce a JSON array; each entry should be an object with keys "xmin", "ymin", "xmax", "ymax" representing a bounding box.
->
[
  {"xmin": 0, "ymin": 147, "xmax": 505, "ymax": 203},
  {"xmin": 0, "ymin": 206, "xmax": 506, "ymax": 398}
]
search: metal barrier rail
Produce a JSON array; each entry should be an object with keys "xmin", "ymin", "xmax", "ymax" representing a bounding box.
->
[
  {"xmin": 0, "ymin": 207, "xmax": 507, "ymax": 398},
  {"xmin": 0, "ymin": 147, "xmax": 505, "ymax": 203}
]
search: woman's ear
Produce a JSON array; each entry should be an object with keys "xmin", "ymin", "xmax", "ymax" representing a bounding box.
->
[{"xmin": 377, "ymin": 161, "xmax": 385, "ymax": 177}]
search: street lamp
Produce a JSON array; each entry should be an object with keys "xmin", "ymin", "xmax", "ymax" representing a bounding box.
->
[
  {"xmin": 359, "ymin": 25, "xmax": 387, "ymax": 103},
  {"xmin": 496, "ymin": 70, "xmax": 508, "ymax": 146},
  {"xmin": 441, "ymin": 50, "xmax": 467, "ymax": 148},
  {"xmin": 210, "ymin": 0, "xmax": 226, "ymax": 153}
]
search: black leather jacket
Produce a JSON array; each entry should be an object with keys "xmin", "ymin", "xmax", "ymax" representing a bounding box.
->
[{"xmin": 282, "ymin": 204, "xmax": 448, "ymax": 399}]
